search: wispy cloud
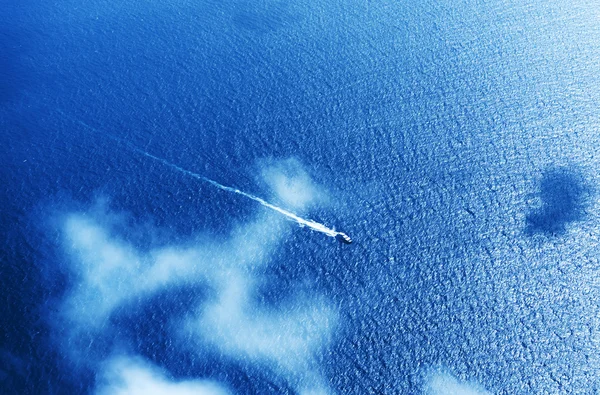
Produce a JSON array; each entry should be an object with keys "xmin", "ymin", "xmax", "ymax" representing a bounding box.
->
[
  {"xmin": 424, "ymin": 370, "xmax": 492, "ymax": 395},
  {"xmin": 259, "ymin": 158, "xmax": 327, "ymax": 210},
  {"xmin": 186, "ymin": 270, "xmax": 335, "ymax": 394},
  {"xmin": 96, "ymin": 356, "xmax": 230, "ymax": 395},
  {"xmin": 56, "ymin": 159, "xmax": 337, "ymax": 393}
]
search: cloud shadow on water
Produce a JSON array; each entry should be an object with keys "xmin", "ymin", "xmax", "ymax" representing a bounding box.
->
[{"xmin": 525, "ymin": 167, "xmax": 592, "ymax": 236}]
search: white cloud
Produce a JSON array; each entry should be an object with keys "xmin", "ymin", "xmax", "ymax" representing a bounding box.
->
[
  {"xmin": 96, "ymin": 356, "xmax": 230, "ymax": 395},
  {"xmin": 260, "ymin": 158, "xmax": 326, "ymax": 210},
  {"xmin": 424, "ymin": 370, "xmax": 492, "ymax": 395},
  {"xmin": 187, "ymin": 270, "xmax": 336, "ymax": 393},
  {"xmin": 60, "ymin": 205, "xmax": 285, "ymax": 328},
  {"xmin": 57, "ymin": 159, "xmax": 336, "ymax": 394}
]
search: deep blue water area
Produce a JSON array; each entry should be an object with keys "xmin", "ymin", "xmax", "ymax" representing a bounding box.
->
[{"xmin": 3, "ymin": 0, "xmax": 600, "ymax": 394}]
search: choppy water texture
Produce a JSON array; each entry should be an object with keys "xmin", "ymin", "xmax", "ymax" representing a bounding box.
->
[{"xmin": 2, "ymin": 0, "xmax": 600, "ymax": 393}]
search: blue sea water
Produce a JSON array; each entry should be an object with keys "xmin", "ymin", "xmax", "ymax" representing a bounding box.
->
[{"xmin": 2, "ymin": 0, "xmax": 600, "ymax": 393}]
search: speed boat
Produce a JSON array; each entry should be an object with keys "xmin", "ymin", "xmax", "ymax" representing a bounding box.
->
[{"xmin": 336, "ymin": 233, "xmax": 352, "ymax": 244}]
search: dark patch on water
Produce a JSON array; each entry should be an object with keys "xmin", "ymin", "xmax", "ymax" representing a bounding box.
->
[{"xmin": 525, "ymin": 168, "xmax": 591, "ymax": 236}]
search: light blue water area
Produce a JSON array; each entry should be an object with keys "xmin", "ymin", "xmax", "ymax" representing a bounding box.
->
[{"xmin": 2, "ymin": 0, "xmax": 600, "ymax": 393}]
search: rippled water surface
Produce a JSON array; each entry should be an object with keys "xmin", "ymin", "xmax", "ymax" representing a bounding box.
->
[{"xmin": 2, "ymin": 0, "xmax": 600, "ymax": 393}]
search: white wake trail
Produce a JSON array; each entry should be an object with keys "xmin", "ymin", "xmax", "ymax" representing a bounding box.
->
[
  {"xmin": 62, "ymin": 112, "xmax": 349, "ymax": 241},
  {"xmin": 138, "ymin": 150, "xmax": 343, "ymax": 239}
]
